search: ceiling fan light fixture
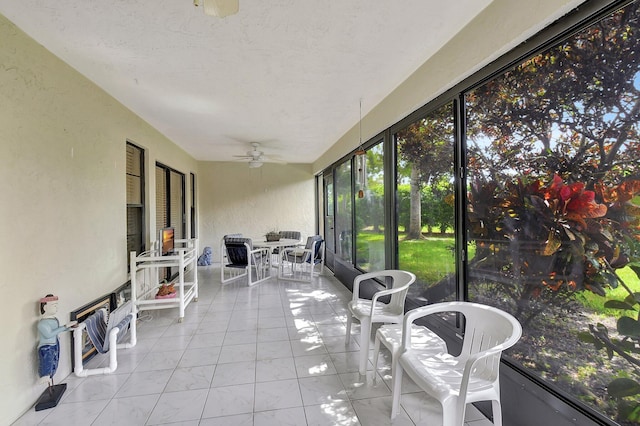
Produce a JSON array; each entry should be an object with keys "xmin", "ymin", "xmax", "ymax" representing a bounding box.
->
[
  {"xmin": 248, "ymin": 160, "xmax": 263, "ymax": 168},
  {"xmin": 194, "ymin": 0, "xmax": 239, "ymax": 18}
]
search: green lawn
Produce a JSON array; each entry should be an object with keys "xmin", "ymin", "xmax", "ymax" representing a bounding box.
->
[
  {"xmin": 576, "ymin": 266, "xmax": 640, "ymax": 318},
  {"xmin": 359, "ymin": 231, "xmax": 640, "ymax": 316},
  {"xmin": 398, "ymin": 236, "xmax": 456, "ymax": 283}
]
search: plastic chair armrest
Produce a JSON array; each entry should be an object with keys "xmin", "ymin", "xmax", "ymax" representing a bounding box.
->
[
  {"xmin": 369, "ymin": 283, "xmax": 411, "ymax": 316},
  {"xmin": 352, "ymin": 271, "xmax": 388, "ymax": 302},
  {"xmin": 401, "ymin": 303, "xmax": 468, "ymax": 349}
]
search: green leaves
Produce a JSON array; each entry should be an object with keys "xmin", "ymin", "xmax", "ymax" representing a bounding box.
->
[
  {"xmin": 607, "ymin": 378, "xmax": 640, "ymax": 398},
  {"xmin": 618, "ymin": 316, "xmax": 640, "ymax": 338},
  {"xmin": 604, "ymin": 300, "xmax": 637, "ymax": 310},
  {"xmin": 608, "ymin": 378, "xmax": 640, "ymax": 398}
]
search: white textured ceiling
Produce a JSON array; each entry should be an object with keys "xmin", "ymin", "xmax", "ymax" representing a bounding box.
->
[{"xmin": 1, "ymin": 0, "xmax": 494, "ymax": 163}]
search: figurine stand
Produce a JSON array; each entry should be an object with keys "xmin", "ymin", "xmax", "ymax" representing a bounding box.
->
[{"xmin": 34, "ymin": 383, "xmax": 66, "ymax": 411}]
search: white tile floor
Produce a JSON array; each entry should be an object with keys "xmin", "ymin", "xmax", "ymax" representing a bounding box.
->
[{"xmin": 14, "ymin": 267, "xmax": 494, "ymax": 426}]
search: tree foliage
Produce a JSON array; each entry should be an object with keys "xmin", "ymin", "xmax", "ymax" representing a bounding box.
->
[
  {"xmin": 396, "ymin": 103, "xmax": 454, "ymax": 239},
  {"xmin": 467, "ymin": 5, "xmax": 640, "ymax": 186},
  {"xmin": 465, "ymin": 3, "xmax": 640, "ymax": 423}
]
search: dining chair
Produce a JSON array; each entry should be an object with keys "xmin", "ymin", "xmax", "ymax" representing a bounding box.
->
[
  {"xmin": 220, "ymin": 235, "xmax": 271, "ymax": 286},
  {"xmin": 345, "ymin": 270, "xmax": 416, "ymax": 375},
  {"xmin": 391, "ymin": 301, "xmax": 522, "ymax": 426},
  {"xmin": 271, "ymin": 230, "xmax": 302, "ymax": 265},
  {"xmin": 278, "ymin": 235, "xmax": 324, "ymax": 282}
]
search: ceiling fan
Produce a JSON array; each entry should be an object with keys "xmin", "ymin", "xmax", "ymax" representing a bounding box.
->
[{"xmin": 233, "ymin": 142, "xmax": 275, "ymax": 168}]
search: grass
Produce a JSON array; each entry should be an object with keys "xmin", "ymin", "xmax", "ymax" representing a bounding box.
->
[
  {"xmin": 356, "ymin": 231, "xmax": 457, "ymax": 283},
  {"xmin": 575, "ymin": 267, "xmax": 640, "ymax": 318},
  {"xmin": 398, "ymin": 236, "xmax": 456, "ymax": 283},
  {"xmin": 357, "ymin": 230, "xmax": 640, "ymax": 317}
]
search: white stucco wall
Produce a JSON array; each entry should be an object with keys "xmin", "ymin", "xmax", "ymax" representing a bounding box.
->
[
  {"xmin": 0, "ymin": 15, "xmax": 198, "ymax": 425},
  {"xmin": 197, "ymin": 162, "xmax": 316, "ymax": 252}
]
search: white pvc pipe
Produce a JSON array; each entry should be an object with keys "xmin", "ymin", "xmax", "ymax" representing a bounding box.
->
[{"xmin": 73, "ymin": 312, "xmax": 136, "ymax": 377}]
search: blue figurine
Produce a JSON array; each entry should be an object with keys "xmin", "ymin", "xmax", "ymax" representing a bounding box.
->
[{"xmin": 198, "ymin": 246, "xmax": 213, "ymax": 266}]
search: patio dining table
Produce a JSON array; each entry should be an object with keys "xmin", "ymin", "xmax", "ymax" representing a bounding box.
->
[
  {"xmin": 252, "ymin": 238, "xmax": 301, "ymax": 269},
  {"xmin": 252, "ymin": 238, "xmax": 300, "ymax": 250}
]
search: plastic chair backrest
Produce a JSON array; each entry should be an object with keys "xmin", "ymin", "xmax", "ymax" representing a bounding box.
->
[
  {"xmin": 456, "ymin": 302, "xmax": 522, "ymax": 382},
  {"xmin": 385, "ymin": 270, "xmax": 415, "ymax": 315}
]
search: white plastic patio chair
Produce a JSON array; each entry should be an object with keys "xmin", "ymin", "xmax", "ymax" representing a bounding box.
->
[
  {"xmin": 391, "ymin": 301, "xmax": 522, "ymax": 426},
  {"xmin": 345, "ymin": 270, "xmax": 416, "ymax": 375}
]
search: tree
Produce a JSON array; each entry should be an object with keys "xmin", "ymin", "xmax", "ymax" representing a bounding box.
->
[
  {"xmin": 396, "ymin": 103, "xmax": 455, "ymax": 240},
  {"xmin": 464, "ymin": 4, "xmax": 640, "ymax": 423},
  {"xmin": 466, "ymin": 2, "xmax": 640, "ymax": 304},
  {"xmin": 467, "ymin": 6, "xmax": 640, "ymax": 186}
]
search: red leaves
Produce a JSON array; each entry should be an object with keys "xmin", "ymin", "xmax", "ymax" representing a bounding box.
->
[
  {"xmin": 469, "ymin": 174, "xmax": 639, "ymax": 296},
  {"xmin": 536, "ymin": 174, "xmax": 607, "ymax": 222},
  {"xmin": 596, "ymin": 180, "xmax": 640, "ymax": 206}
]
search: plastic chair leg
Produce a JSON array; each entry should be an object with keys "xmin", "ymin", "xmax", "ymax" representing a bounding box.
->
[
  {"xmin": 358, "ymin": 319, "xmax": 371, "ymax": 375},
  {"xmin": 391, "ymin": 362, "xmax": 403, "ymax": 419},
  {"xmin": 441, "ymin": 398, "xmax": 459, "ymax": 426},
  {"xmin": 372, "ymin": 333, "xmax": 381, "ymax": 382},
  {"xmin": 492, "ymin": 399, "xmax": 502, "ymax": 426},
  {"xmin": 345, "ymin": 314, "xmax": 352, "ymax": 345}
]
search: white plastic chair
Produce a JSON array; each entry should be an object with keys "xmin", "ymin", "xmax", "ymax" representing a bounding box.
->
[
  {"xmin": 372, "ymin": 322, "xmax": 447, "ymax": 383},
  {"xmin": 345, "ymin": 270, "xmax": 416, "ymax": 375},
  {"xmin": 391, "ymin": 301, "xmax": 522, "ymax": 426}
]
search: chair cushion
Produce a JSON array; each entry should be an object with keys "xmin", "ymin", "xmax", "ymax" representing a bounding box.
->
[
  {"xmin": 224, "ymin": 237, "xmax": 252, "ymax": 266},
  {"xmin": 84, "ymin": 302, "xmax": 133, "ymax": 354},
  {"xmin": 84, "ymin": 308, "xmax": 108, "ymax": 353}
]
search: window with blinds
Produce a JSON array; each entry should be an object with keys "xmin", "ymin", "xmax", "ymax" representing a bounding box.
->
[
  {"xmin": 155, "ymin": 166, "xmax": 167, "ymax": 234},
  {"xmin": 126, "ymin": 142, "xmax": 145, "ymax": 267},
  {"xmin": 155, "ymin": 163, "xmax": 185, "ymax": 239},
  {"xmin": 155, "ymin": 162, "xmax": 185, "ymax": 280},
  {"xmin": 190, "ymin": 173, "xmax": 197, "ymax": 239}
]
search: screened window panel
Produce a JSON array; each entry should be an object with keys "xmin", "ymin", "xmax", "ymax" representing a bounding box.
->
[
  {"xmin": 324, "ymin": 175, "xmax": 335, "ymax": 253},
  {"xmin": 395, "ymin": 102, "xmax": 456, "ymax": 305},
  {"xmin": 335, "ymin": 160, "xmax": 352, "ymax": 262},
  {"xmin": 463, "ymin": 3, "xmax": 640, "ymax": 422},
  {"xmin": 354, "ymin": 141, "xmax": 385, "ymax": 272}
]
